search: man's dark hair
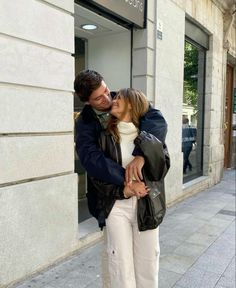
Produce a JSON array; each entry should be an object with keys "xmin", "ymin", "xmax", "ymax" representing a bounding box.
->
[{"xmin": 74, "ymin": 70, "xmax": 103, "ymax": 102}]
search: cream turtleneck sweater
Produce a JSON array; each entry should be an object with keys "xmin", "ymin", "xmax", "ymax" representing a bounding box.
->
[{"xmin": 117, "ymin": 121, "xmax": 138, "ymax": 168}]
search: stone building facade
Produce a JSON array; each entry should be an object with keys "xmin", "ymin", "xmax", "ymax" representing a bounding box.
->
[{"xmin": 0, "ymin": 0, "xmax": 235, "ymax": 286}]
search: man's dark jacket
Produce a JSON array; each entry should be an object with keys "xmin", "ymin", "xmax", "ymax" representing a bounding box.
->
[{"xmin": 75, "ymin": 104, "xmax": 168, "ymax": 224}]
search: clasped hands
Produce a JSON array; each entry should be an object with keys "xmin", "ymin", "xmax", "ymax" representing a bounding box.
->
[
  {"xmin": 123, "ymin": 181, "xmax": 149, "ymax": 199},
  {"xmin": 123, "ymin": 156, "xmax": 149, "ymax": 199}
]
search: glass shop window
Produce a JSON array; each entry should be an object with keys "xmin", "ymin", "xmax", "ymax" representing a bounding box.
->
[{"xmin": 182, "ymin": 39, "xmax": 206, "ymax": 183}]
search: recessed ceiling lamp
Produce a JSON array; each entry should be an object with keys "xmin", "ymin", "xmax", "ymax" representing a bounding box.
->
[{"xmin": 81, "ymin": 24, "xmax": 97, "ymax": 30}]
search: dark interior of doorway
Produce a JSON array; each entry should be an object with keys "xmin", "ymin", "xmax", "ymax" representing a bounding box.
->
[{"xmin": 74, "ymin": 37, "xmax": 91, "ymax": 223}]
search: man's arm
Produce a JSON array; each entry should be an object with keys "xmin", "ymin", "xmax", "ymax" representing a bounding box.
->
[
  {"xmin": 75, "ymin": 116, "xmax": 125, "ymax": 186},
  {"xmin": 92, "ymin": 177, "xmax": 148, "ymax": 199},
  {"xmin": 139, "ymin": 105, "xmax": 167, "ymax": 143}
]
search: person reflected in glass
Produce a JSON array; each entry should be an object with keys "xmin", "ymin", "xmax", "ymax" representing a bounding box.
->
[{"xmin": 182, "ymin": 117, "xmax": 196, "ymax": 174}]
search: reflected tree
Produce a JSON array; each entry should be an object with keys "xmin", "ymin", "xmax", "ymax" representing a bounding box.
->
[{"xmin": 184, "ymin": 42, "xmax": 198, "ymax": 110}]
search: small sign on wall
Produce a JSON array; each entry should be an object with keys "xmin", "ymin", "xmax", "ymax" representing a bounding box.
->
[
  {"xmin": 88, "ymin": 0, "xmax": 146, "ymax": 28},
  {"xmin": 157, "ymin": 19, "xmax": 163, "ymax": 40}
]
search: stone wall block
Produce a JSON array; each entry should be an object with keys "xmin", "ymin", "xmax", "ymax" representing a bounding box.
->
[
  {"xmin": 133, "ymin": 20, "xmax": 155, "ymax": 49},
  {"xmin": 156, "ymin": 75, "xmax": 183, "ymax": 144},
  {"xmin": 147, "ymin": 49, "xmax": 155, "ymax": 75},
  {"xmin": 203, "ymin": 128, "xmax": 211, "ymax": 146},
  {"xmin": 164, "ymin": 151, "xmax": 183, "ymax": 204},
  {"xmin": 203, "ymin": 145, "xmax": 212, "ymax": 165},
  {"xmin": 133, "ymin": 48, "xmax": 148, "ymax": 75},
  {"xmin": 211, "ymin": 129, "xmax": 224, "ymax": 147},
  {"xmin": 0, "ymin": 0, "xmax": 74, "ymax": 52},
  {"xmin": 146, "ymin": 76, "xmax": 155, "ymax": 102},
  {"xmin": 147, "ymin": 20, "xmax": 155, "ymax": 49},
  {"xmin": 208, "ymin": 89, "xmax": 224, "ymax": 113},
  {"xmin": 132, "ymin": 76, "xmax": 155, "ymax": 102},
  {"xmin": 133, "ymin": 28, "xmax": 147, "ymax": 49},
  {"xmin": 211, "ymin": 144, "xmax": 224, "ymax": 163},
  {"xmin": 228, "ymin": 24, "xmax": 236, "ymax": 58},
  {"xmin": 0, "ymin": 173, "xmax": 78, "ymax": 286},
  {"xmin": 43, "ymin": 0, "xmax": 74, "ymax": 12},
  {"xmin": 204, "ymin": 93, "xmax": 213, "ymax": 111},
  {"xmin": 132, "ymin": 76, "xmax": 147, "ymax": 92},
  {"xmin": 0, "ymin": 84, "xmax": 73, "ymax": 133},
  {"xmin": 156, "ymin": 48, "xmax": 184, "ymax": 81},
  {"xmin": 205, "ymin": 111, "xmax": 221, "ymax": 130},
  {"xmin": 0, "ymin": 35, "xmax": 74, "ymax": 91},
  {"xmin": 205, "ymin": 75, "xmax": 217, "ymax": 95},
  {"xmin": 211, "ymin": 160, "xmax": 224, "ymax": 185},
  {"xmin": 0, "ymin": 135, "xmax": 74, "ymax": 184},
  {"xmin": 147, "ymin": 0, "xmax": 155, "ymax": 22}
]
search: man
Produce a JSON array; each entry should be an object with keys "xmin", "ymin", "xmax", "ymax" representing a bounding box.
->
[
  {"xmin": 74, "ymin": 69, "xmax": 167, "ymax": 287},
  {"xmin": 182, "ymin": 117, "xmax": 196, "ymax": 174}
]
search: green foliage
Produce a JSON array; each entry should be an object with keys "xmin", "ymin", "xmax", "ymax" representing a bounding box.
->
[{"xmin": 184, "ymin": 42, "xmax": 198, "ymax": 108}]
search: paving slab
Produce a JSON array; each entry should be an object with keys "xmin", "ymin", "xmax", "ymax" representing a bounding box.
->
[
  {"xmin": 191, "ymin": 253, "xmax": 234, "ymax": 275},
  {"xmin": 174, "ymin": 267, "xmax": 221, "ymax": 288},
  {"xmin": 160, "ymin": 253, "xmax": 198, "ymax": 274},
  {"xmin": 173, "ymin": 242, "xmax": 207, "ymax": 258},
  {"xmin": 217, "ymin": 274, "xmax": 236, "ymax": 288},
  {"xmin": 159, "ymin": 269, "xmax": 182, "ymax": 288}
]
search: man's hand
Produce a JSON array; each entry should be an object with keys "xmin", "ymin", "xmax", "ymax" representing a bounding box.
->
[
  {"xmin": 125, "ymin": 156, "xmax": 145, "ymax": 183},
  {"xmin": 123, "ymin": 185, "xmax": 135, "ymax": 198},
  {"xmin": 128, "ymin": 181, "xmax": 149, "ymax": 199}
]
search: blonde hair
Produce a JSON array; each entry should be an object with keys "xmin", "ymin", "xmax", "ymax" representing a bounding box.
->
[{"xmin": 107, "ymin": 88, "xmax": 149, "ymax": 142}]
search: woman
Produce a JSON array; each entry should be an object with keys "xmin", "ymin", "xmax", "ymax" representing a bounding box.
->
[{"xmin": 92, "ymin": 88, "xmax": 165, "ymax": 288}]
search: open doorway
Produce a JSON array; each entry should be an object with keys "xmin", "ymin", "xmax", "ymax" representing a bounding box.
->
[{"xmin": 74, "ymin": 3, "xmax": 131, "ymax": 223}]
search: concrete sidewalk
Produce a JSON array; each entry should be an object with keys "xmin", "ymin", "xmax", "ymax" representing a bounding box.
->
[{"xmin": 14, "ymin": 170, "xmax": 235, "ymax": 288}]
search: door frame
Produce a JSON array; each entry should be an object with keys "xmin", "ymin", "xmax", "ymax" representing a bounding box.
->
[{"xmin": 224, "ymin": 64, "xmax": 234, "ymax": 168}]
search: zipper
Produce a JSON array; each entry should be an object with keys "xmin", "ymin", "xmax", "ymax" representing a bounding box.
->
[{"xmin": 111, "ymin": 136, "xmax": 119, "ymax": 164}]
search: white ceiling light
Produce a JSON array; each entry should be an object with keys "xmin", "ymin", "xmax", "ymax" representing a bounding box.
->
[{"xmin": 81, "ymin": 24, "xmax": 97, "ymax": 30}]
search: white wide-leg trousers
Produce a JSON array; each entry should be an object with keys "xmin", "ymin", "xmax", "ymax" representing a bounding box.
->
[{"xmin": 104, "ymin": 196, "xmax": 160, "ymax": 288}]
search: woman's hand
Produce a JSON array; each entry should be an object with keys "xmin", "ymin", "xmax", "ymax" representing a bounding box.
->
[
  {"xmin": 128, "ymin": 181, "xmax": 149, "ymax": 199},
  {"xmin": 125, "ymin": 156, "xmax": 145, "ymax": 183},
  {"xmin": 123, "ymin": 185, "xmax": 135, "ymax": 198}
]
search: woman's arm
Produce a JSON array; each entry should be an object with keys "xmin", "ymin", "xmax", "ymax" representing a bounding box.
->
[
  {"xmin": 126, "ymin": 106, "xmax": 168, "ymax": 182},
  {"xmin": 134, "ymin": 131, "xmax": 170, "ymax": 182}
]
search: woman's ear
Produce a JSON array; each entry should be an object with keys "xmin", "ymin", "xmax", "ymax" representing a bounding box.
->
[{"xmin": 128, "ymin": 102, "xmax": 132, "ymax": 110}]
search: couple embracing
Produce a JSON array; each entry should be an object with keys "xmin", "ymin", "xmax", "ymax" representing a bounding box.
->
[{"xmin": 74, "ymin": 70, "xmax": 170, "ymax": 288}]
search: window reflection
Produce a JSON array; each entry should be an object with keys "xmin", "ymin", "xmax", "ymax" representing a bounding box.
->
[{"xmin": 182, "ymin": 40, "xmax": 206, "ymax": 182}]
